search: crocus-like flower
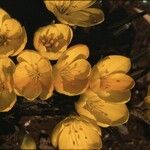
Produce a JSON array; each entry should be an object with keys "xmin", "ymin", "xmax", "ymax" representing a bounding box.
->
[
  {"xmin": 0, "ymin": 56, "xmax": 16, "ymax": 112},
  {"xmin": 76, "ymin": 55, "xmax": 135, "ymax": 127},
  {"xmin": 53, "ymin": 44, "xmax": 91, "ymax": 96},
  {"xmin": 44, "ymin": 0, "xmax": 104, "ymax": 27},
  {"xmin": 75, "ymin": 90, "xmax": 129, "ymax": 127},
  {"xmin": 0, "ymin": 8, "xmax": 27, "ymax": 56},
  {"xmin": 51, "ymin": 115, "xmax": 102, "ymax": 150},
  {"xmin": 13, "ymin": 50, "xmax": 53, "ymax": 101},
  {"xmin": 34, "ymin": 23, "xmax": 73, "ymax": 60},
  {"xmin": 89, "ymin": 55, "xmax": 135, "ymax": 104}
]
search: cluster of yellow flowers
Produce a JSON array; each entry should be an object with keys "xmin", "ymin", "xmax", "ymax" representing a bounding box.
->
[{"xmin": 0, "ymin": 1, "xmax": 135, "ymax": 149}]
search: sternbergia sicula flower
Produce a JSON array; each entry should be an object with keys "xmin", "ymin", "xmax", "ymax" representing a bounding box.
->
[
  {"xmin": 0, "ymin": 56, "xmax": 16, "ymax": 112},
  {"xmin": 75, "ymin": 90, "xmax": 129, "ymax": 127},
  {"xmin": 0, "ymin": 8, "xmax": 27, "ymax": 56},
  {"xmin": 89, "ymin": 55, "xmax": 135, "ymax": 103},
  {"xmin": 34, "ymin": 23, "xmax": 72, "ymax": 60},
  {"xmin": 76, "ymin": 55, "xmax": 135, "ymax": 127},
  {"xmin": 13, "ymin": 50, "xmax": 53, "ymax": 101},
  {"xmin": 51, "ymin": 116, "xmax": 102, "ymax": 150},
  {"xmin": 53, "ymin": 44, "xmax": 91, "ymax": 96},
  {"xmin": 43, "ymin": 0, "xmax": 104, "ymax": 27}
]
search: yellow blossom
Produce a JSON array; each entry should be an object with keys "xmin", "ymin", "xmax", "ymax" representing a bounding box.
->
[
  {"xmin": 34, "ymin": 23, "xmax": 73, "ymax": 60},
  {"xmin": 0, "ymin": 8, "xmax": 27, "ymax": 56},
  {"xmin": 44, "ymin": 0, "xmax": 104, "ymax": 27},
  {"xmin": 53, "ymin": 44, "xmax": 91, "ymax": 96},
  {"xmin": 75, "ymin": 90, "xmax": 129, "ymax": 127},
  {"xmin": 51, "ymin": 115, "xmax": 102, "ymax": 150},
  {"xmin": 13, "ymin": 50, "xmax": 53, "ymax": 101},
  {"xmin": 0, "ymin": 56, "xmax": 16, "ymax": 112},
  {"xmin": 89, "ymin": 55, "xmax": 135, "ymax": 104}
]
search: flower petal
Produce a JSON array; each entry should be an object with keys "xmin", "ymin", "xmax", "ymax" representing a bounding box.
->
[
  {"xmin": 98, "ymin": 90, "xmax": 131, "ymax": 104},
  {"xmin": 34, "ymin": 24, "xmax": 73, "ymax": 60},
  {"xmin": 56, "ymin": 44, "xmax": 89, "ymax": 69},
  {"xmin": 76, "ymin": 90, "xmax": 129, "ymax": 127},
  {"xmin": 0, "ymin": 91, "xmax": 16, "ymax": 112},
  {"xmin": 29, "ymin": 58, "xmax": 53, "ymax": 100},
  {"xmin": 100, "ymin": 73, "xmax": 135, "ymax": 91},
  {"xmin": 21, "ymin": 80, "xmax": 42, "ymax": 101},
  {"xmin": 57, "ymin": 8, "xmax": 104, "ymax": 27},
  {"xmin": 0, "ymin": 8, "xmax": 10, "ymax": 28},
  {"xmin": 17, "ymin": 50, "xmax": 42, "ymax": 64},
  {"xmin": 53, "ymin": 59, "xmax": 91, "ymax": 96},
  {"xmin": 96, "ymin": 55, "xmax": 131, "ymax": 77},
  {"xmin": 66, "ymin": 0, "xmax": 96, "ymax": 12},
  {"xmin": 0, "ymin": 27, "xmax": 27, "ymax": 56},
  {"xmin": 2, "ymin": 18, "xmax": 22, "ymax": 37},
  {"xmin": 13, "ymin": 62, "xmax": 31, "ymax": 93}
]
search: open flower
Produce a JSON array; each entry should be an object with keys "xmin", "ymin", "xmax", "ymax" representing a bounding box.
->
[
  {"xmin": 53, "ymin": 44, "xmax": 91, "ymax": 96},
  {"xmin": 34, "ymin": 23, "xmax": 73, "ymax": 60},
  {"xmin": 0, "ymin": 56, "xmax": 16, "ymax": 112},
  {"xmin": 0, "ymin": 8, "xmax": 27, "ymax": 56},
  {"xmin": 13, "ymin": 50, "xmax": 53, "ymax": 101},
  {"xmin": 75, "ymin": 90, "xmax": 129, "ymax": 127},
  {"xmin": 44, "ymin": 0, "xmax": 104, "ymax": 27},
  {"xmin": 89, "ymin": 55, "xmax": 135, "ymax": 104},
  {"xmin": 51, "ymin": 115, "xmax": 102, "ymax": 150}
]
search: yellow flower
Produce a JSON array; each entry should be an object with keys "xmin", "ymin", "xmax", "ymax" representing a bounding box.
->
[
  {"xmin": 0, "ymin": 8, "xmax": 27, "ymax": 56},
  {"xmin": 44, "ymin": 0, "xmax": 104, "ymax": 27},
  {"xmin": 34, "ymin": 23, "xmax": 73, "ymax": 60},
  {"xmin": 51, "ymin": 115, "xmax": 102, "ymax": 150},
  {"xmin": 0, "ymin": 56, "xmax": 16, "ymax": 112},
  {"xmin": 75, "ymin": 90, "xmax": 129, "ymax": 127},
  {"xmin": 53, "ymin": 44, "xmax": 91, "ymax": 96},
  {"xmin": 13, "ymin": 50, "xmax": 53, "ymax": 101},
  {"xmin": 89, "ymin": 55, "xmax": 135, "ymax": 104},
  {"xmin": 76, "ymin": 55, "xmax": 135, "ymax": 127}
]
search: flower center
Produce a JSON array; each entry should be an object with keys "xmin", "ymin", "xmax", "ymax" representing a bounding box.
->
[
  {"xmin": 26, "ymin": 64, "xmax": 41, "ymax": 82},
  {"xmin": 40, "ymin": 33, "xmax": 67, "ymax": 52},
  {"xmin": 0, "ymin": 35, "xmax": 7, "ymax": 46},
  {"xmin": 0, "ymin": 80, "xmax": 6, "ymax": 91}
]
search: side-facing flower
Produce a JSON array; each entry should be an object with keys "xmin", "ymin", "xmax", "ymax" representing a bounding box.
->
[
  {"xmin": 75, "ymin": 90, "xmax": 129, "ymax": 127},
  {"xmin": 51, "ymin": 115, "xmax": 102, "ymax": 150},
  {"xmin": 89, "ymin": 55, "xmax": 135, "ymax": 104},
  {"xmin": 34, "ymin": 23, "xmax": 73, "ymax": 60},
  {"xmin": 53, "ymin": 44, "xmax": 91, "ymax": 96},
  {"xmin": 0, "ymin": 8, "xmax": 27, "ymax": 56},
  {"xmin": 0, "ymin": 56, "xmax": 16, "ymax": 112},
  {"xmin": 44, "ymin": 0, "xmax": 104, "ymax": 27},
  {"xmin": 13, "ymin": 50, "xmax": 53, "ymax": 101}
]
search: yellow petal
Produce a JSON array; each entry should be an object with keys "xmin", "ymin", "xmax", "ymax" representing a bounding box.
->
[
  {"xmin": 66, "ymin": 1, "xmax": 96, "ymax": 12},
  {"xmin": 17, "ymin": 50, "xmax": 42, "ymax": 64},
  {"xmin": 61, "ymin": 59, "xmax": 91, "ymax": 80},
  {"xmin": 0, "ymin": 27, "xmax": 27, "ymax": 56},
  {"xmin": 39, "ymin": 72, "xmax": 53, "ymax": 100},
  {"xmin": 34, "ymin": 24, "xmax": 73, "ymax": 60},
  {"xmin": 57, "ymin": 8, "xmax": 104, "ymax": 27},
  {"xmin": 11, "ymin": 27, "xmax": 27, "ymax": 56},
  {"xmin": 53, "ymin": 59, "xmax": 91, "ymax": 96},
  {"xmin": 96, "ymin": 55, "xmax": 131, "ymax": 77},
  {"xmin": 2, "ymin": 18, "xmax": 22, "ymax": 37},
  {"xmin": 21, "ymin": 79, "xmax": 42, "ymax": 101},
  {"xmin": 51, "ymin": 115, "xmax": 102, "ymax": 150},
  {"xmin": 13, "ymin": 62, "xmax": 31, "ymax": 93},
  {"xmin": 98, "ymin": 90, "xmax": 131, "ymax": 104},
  {"xmin": 76, "ymin": 90, "xmax": 129, "ymax": 127},
  {"xmin": 0, "ymin": 8, "xmax": 10, "ymax": 27},
  {"xmin": 56, "ymin": 44, "xmax": 89, "ymax": 69},
  {"xmin": 101, "ymin": 73, "xmax": 135, "ymax": 91},
  {"xmin": 0, "ymin": 91, "xmax": 16, "ymax": 112}
]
